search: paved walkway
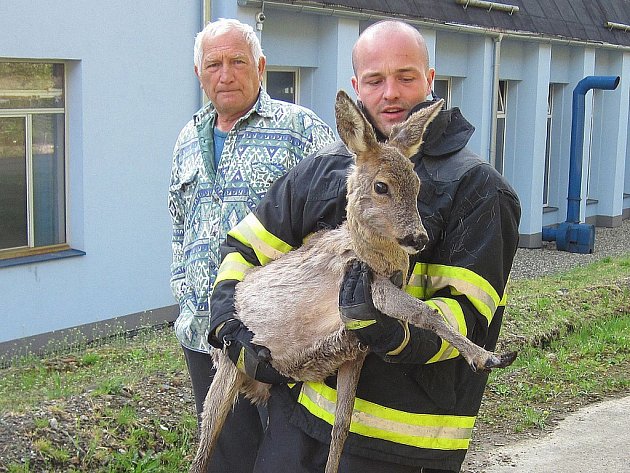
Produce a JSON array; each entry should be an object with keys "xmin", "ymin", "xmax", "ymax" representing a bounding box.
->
[{"xmin": 481, "ymin": 395, "xmax": 630, "ymax": 472}]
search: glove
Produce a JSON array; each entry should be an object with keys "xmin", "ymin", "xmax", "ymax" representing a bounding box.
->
[
  {"xmin": 339, "ymin": 260, "xmax": 409, "ymax": 357},
  {"xmin": 216, "ymin": 319, "xmax": 291, "ymax": 384}
]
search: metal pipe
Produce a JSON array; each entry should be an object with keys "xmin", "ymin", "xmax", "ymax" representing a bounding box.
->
[
  {"xmin": 566, "ymin": 75, "xmax": 620, "ymax": 223},
  {"xmin": 542, "ymin": 75, "xmax": 620, "ymax": 253}
]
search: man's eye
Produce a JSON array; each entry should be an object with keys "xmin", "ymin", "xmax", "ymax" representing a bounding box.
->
[{"xmin": 374, "ymin": 182, "xmax": 388, "ymax": 194}]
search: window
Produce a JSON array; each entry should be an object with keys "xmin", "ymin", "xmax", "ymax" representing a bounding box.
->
[
  {"xmin": 0, "ymin": 62, "xmax": 67, "ymax": 258},
  {"xmin": 494, "ymin": 80, "xmax": 507, "ymax": 175},
  {"xmin": 543, "ymin": 84, "xmax": 554, "ymax": 206},
  {"xmin": 264, "ymin": 69, "xmax": 298, "ymax": 104},
  {"xmin": 432, "ymin": 78, "xmax": 450, "ymax": 108},
  {"xmin": 585, "ymin": 92, "xmax": 595, "ymax": 200}
]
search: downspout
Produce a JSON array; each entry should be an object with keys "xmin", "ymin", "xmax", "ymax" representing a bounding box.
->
[
  {"xmin": 489, "ymin": 34, "xmax": 502, "ymax": 166},
  {"xmin": 542, "ymin": 75, "xmax": 620, "ymax": 253}
]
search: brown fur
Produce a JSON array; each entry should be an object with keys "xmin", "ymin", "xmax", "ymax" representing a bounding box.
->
[{"xmin": 190, "ymin": 91, "xmax": 516, "ymax": 473}]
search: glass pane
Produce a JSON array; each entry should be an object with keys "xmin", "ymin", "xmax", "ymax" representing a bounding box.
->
[
  {"xmin": 266, "ymin": 71, "xmax": 296, "ymax": 103},
  {"xmin": 0, "ymin": 117, "xmax": 28, "ymax": 249},
  {"xmin": 543, "ymin": 117, "xmax": 552, "ymax": 205},
  {"xmin": 32, "ymin": 114, "xmax": 66, "ymax": 246},
  {"xmin": 498, "ymin": 81, "xmax": 506, "ymax": 112},
  {"xmin": 432, "ymin": 79, "xmax": 449, "ymax": 108},
  {"xmin": 0, "ymin": 62, "xmax": 64, "ymax": 109},
  {"xmin": 495, "ymin": 118, "xmax": 505, "ymax": 175}
]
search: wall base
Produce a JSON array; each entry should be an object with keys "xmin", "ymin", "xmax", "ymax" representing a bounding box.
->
[{"xmin": 0, "ymin": 305, "xmax": 179, "ymax": 364}]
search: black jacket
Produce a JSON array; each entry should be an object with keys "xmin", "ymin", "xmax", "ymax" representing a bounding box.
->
[{"xmin": 210, "ymin": 101, "xmax": 521, "ymax": 470}]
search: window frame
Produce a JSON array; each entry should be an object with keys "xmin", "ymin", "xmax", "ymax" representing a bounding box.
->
[
  {"xmin": 543, "ymin": 83, "xmax": 554, "ymax": 207},
  {"xmin": 432, "ymin": 77, "xmax": 451, "ymax": 109},
  {"xmin": 494, "ymin": 80, "xmax": 508, "ymax": 175},
  {"xmin": 0, "ymin": 60, "xmax": 70, "ymax": 261},
  {"xmin": 263, "ymin": 67, "xmax": 300, "ymax": 104}
]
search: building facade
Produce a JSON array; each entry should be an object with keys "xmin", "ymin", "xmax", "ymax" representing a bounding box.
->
[{"xmin": 1, "ymin": 0, "xmax": 628, "ymax": 354}]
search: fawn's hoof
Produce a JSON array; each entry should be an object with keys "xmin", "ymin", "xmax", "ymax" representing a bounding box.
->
[{"xmin": 484, "ymin": 351, "xmax": 518, "ymax": 370}]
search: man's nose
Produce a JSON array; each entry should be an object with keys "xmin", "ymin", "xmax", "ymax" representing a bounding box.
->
[
  {"xmin": 382, "ymin": 77, "xmax": 400, "ymax": 100},
  {"xmin": 219, "ymin": 64, "xmax": 234, "ymax": 81}
]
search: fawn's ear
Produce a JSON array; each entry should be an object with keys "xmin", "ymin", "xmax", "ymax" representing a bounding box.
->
[
  {"xmin": 388, "ymin": 99, "xmax": 443, "ymax": 159},
  {"xmin": 335, "ymin": 90, "xmax": 379, "ymax": 157}
]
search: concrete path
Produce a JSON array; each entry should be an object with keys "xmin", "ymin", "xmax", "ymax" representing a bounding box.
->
[{"xmin": 481, "ymin": 395, "xmax": 630, "ymax": 472}]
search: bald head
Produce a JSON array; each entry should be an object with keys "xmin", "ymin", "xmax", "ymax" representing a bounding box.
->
[
  {"xmin": 352, "ymin": 21, "xmax": 430, "ymax": 76},
  {"xmin": 350, "ymin": 20, "xmax": 435, "ymax": 136}
]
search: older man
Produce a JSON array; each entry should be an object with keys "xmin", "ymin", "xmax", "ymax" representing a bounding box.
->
[
  {"xmin": 169, "ymin": 18, "xmax": 335, "ymax": 472},
  {"xmin": 210, "ymin": 20, "xmax": 521, "ymax": 472}
]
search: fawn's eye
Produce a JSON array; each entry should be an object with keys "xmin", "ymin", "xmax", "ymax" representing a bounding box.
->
[{"xmin": 374, "ymin": 181, "xmax": 389, "ymax": 195}]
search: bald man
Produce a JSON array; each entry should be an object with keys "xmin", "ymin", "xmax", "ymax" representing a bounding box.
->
[{"xmin": 210, "ymin": 20, "xmax": 521, "ymax": 473}]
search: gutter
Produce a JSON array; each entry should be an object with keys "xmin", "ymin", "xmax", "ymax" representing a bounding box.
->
[{"xmin": 237, "ymin": 0, "xmax": 630, "ymax": 52}]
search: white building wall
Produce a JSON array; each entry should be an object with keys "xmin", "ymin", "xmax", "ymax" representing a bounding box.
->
[
  {"xmin": 0, "ymin": 1, "xmax": 201, "ymax": 347},
  {"xmin": 2, "ymin": 1, "xmax": 629, "ymax": 350}
]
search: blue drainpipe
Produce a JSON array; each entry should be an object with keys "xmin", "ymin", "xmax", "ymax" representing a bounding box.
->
[{"xmin": 542, "ymin": 75, "xmax": 620, "ymax": 254}]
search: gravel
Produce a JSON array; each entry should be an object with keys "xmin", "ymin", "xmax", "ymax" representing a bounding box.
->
[{"xmin": 510, "ymin": 219, "xmax": 630, "ymax": 280}]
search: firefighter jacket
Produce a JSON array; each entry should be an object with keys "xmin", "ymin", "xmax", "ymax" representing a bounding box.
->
[{"xmin": 210, "ymin": 100, "xmax": 521, "ymax": 471}]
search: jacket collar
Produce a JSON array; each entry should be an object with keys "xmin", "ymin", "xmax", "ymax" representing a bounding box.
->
[{"xmin": 357, "ymin": 98, "xmax": 475, "ymax": 157}]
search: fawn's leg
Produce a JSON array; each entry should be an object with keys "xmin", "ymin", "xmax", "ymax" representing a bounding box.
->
[
  {"xmin": 371, "ymin": 277, "xmax": 516, "ymax": 371},
  {"xmin": 190, "ymin": 351, "xmax": 243, "ymax": 473},
  {"xmin": 325, "ymin": 351, "xmax": 367, "ymax": 473}
]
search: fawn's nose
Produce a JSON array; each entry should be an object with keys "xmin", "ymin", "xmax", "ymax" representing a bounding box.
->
[{"xmin": 397, "ymin": 231, "xmax": 428, "ymax": 254}]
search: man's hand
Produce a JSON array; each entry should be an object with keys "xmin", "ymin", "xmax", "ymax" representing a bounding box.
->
[
  {"xmin": 339, "ymin": 260, "xmax": 409, "ymax": 357},
  {"xmin": 216, "ymin": 319, "xmax": 291, "ymax": 384}
]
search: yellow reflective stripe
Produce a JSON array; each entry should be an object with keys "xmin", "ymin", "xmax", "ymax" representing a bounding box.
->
[
  {"xmin": 406, "ymin": 263, "xmax": 499, "ymax": 325},
  {"xmin": 214, "ymin": 252, "xmax": 254, "ymax": 286},
  {"xmin": 227, "ymin": 213, "xmax": 293, "ymax": 265},
  {"xmin": 426, "ymin": 265, "xmax": 499, "ymax": 324},
  {"xmin": 424, "ymin": 298, "xmax": 465, "ymax": 363},
  {"xmin": 405, "ymin": 262, "xmax": 428, "ymax": 299},
  {"xmin": 386, "ymin": 321, "xmax": 410, "ymax": 356},
  {"xmin": 498, "ymin": 277, "xmax": 510, "ymax": 307},
  {"xmin": 298, "ymin": 382, "xmax": 473, "ymax": 450}
]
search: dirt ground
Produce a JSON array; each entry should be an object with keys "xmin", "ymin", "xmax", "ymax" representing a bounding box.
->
[{"xmin": 1, "ymin": 364, "xmax": 625, "ymax": 472}]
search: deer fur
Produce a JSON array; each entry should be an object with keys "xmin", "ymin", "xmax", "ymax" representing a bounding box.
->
[{"xmin": 190, "ymin": 90, "xmax": 517, "ymax": 473}]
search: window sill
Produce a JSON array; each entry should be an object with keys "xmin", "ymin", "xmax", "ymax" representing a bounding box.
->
[{"xmin": 0, "ymin": 248, "xmax": 86, "ymax": 268}]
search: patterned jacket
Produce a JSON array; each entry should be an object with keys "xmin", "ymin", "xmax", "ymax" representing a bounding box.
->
[{"xmin": 169, "ymin": 89, "xmax": 335, "ymax": 352}]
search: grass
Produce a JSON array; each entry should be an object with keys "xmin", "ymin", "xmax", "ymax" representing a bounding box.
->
[
  {"xmin": 0, "ymin": 253, "xmax": 628, "ymax": 472},
  {"xmin": 479, "ymin": 254, "xmax": 630, "ymax": 433}
]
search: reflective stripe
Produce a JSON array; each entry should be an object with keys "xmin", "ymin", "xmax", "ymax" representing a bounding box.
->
[
  {"xmin": 407, "ymin": 263, "xmax": 499, "ymax": 325},
  {"xmin": 298, "ymin": 382, "xmax": 474, "ymax": 450},
  {"xmin": 386, "ymin": 320, "xmax": 410, "ymax": 356},
  {"xmin": 424, "ymin": 298, "xmax": 465, "ymax": 363},
  {"xmin": 227, "ymin": 213, "xmax": 293, "ymax": 265},
  {"xmin": 214, "ymin": 252, "xmax": 254, "ymax": 286}
]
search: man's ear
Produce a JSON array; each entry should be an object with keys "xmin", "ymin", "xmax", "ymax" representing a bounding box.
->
[
  {"xmin": 258, "ymin": 57, "xmax": 266, "ymax": 83},
  {"xmin": 351, "ymin": 76, "xmax": 359, "ymax": 99}
]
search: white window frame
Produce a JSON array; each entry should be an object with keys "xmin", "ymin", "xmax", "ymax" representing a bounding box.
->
[
  {"xmin": 432, "ymin": 77, "xmax": 451, "ymax": 108},
  {"xmin": 543, "ymin": 84, "xmax": 554, "ymax": 207},
  {"xmin": 494, "ymin": 80, "xmax": 508, "ymax": 175},
  {"xmin": 263, "ymin": 67, "xmax": 300, "ymax": 104}
]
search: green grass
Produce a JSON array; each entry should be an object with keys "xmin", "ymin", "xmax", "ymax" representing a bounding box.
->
[
  {"xmin": 480, "ymin": 254, "xmax": 630, "ymax": 433},
  {"xmin": 0, "ymin": 253, "xmax": 628, "ymax": 472},
  {"xmin": 0, "ymin": 328, "xmax": 183, "ymax": 413}
]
